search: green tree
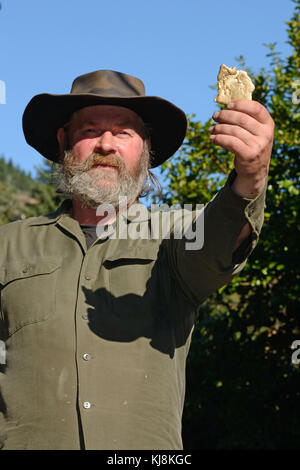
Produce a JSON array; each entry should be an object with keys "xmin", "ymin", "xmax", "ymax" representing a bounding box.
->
[
  {"xmin": 0, "ymin": 157, "xmax": 64, "ymax": 224},
  {"xmin": 161, "ymin": 0, "xmax": 300, "ymax": 449}
]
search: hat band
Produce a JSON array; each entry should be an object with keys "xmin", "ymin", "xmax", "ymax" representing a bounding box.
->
[{"xmin": 72, "ymin": 87, "xmax": 143, "ymax": 98}]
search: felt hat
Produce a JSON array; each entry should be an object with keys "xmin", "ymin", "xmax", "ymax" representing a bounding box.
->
[{"xmin": 22, "ymin": 69, "xmax": 187, "ymax": 168}]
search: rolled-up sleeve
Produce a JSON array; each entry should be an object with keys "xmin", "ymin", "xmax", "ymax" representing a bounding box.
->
[{"xmin": 167, "ymin": 169, "xmax": 267, "ymax": 307}]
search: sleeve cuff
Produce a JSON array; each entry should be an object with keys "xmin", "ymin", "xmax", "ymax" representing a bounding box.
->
[
  {"xmin": 223, "ymin": 169, "xmax": 267, "ymax": 262},
  {"xmin": 202, "ymin": 169, "xmax": 267, "ymax": 270}
]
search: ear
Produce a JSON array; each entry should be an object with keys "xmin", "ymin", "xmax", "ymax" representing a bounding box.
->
[{"xmin": 57, "ymin": 127, "xmax": 66, "ymax": 153}]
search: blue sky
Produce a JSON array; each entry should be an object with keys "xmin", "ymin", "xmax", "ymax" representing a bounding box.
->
[{"xmin": 0, "ymin": 0, "xmax": 295, "ymax": 178}]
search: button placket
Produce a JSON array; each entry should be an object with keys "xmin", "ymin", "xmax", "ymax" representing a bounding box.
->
[{"xmin": 77, "ymin": 254, "xmax": 103, "ymax": 420}]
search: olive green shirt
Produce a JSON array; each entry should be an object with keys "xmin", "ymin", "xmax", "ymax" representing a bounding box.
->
[{"xmin": 0, "ymin": 171, "xmax": 266, "ymax": 450}]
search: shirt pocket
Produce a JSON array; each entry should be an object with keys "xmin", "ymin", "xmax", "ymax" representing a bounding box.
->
[
  {"xmin": 104, "ymin": 244, "xmax": 159, "ymax": 315},
  {"xmin": 0, "ymin": 257, "xmax": 60, "ymax": 337}
]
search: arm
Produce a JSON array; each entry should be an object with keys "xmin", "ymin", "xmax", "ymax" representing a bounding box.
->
[
  {"xmin": 209, "ymin": 99, "xmax": 275, "ymax": 252},
  {"xmin": 167, "ymin": 101, "xmax": 274, "ymax": 307},
  {"xmin": 167, "ymin": 171, "xmax": 267, "ymax": 307}
]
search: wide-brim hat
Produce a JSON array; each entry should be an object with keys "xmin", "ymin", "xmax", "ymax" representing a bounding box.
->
[{"xmin": 22, "ymin": 70, "xmax": 187, "ymax": 168}]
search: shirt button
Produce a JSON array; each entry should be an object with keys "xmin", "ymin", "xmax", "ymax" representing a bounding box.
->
[
  {"xmin": 83, "ymin": 353, "xmax": 91, "ymax": 361},
  {"xmin": 85, "ymin": 274, "xmax": 91, "ymax": 281},
  {"xmin": 82, "ymin": 313, "xmax": 88, "ymax": 320},
  {"xmin": 83, "ymin": 401, "xmax": 91, "ymax": 409}
]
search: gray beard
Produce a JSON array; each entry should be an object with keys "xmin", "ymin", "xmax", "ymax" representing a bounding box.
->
[{"xmin": 52, "ymin": 144, "xmax": 150, "ymax": 209}]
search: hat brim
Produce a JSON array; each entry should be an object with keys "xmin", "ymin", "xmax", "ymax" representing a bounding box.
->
[{"xmin": 22, "ymin": 93, "xmax": 187, "ymax": 168}]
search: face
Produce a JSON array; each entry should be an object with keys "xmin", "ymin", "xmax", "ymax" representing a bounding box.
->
[
  {"xmin": 55, "ymin": 105, "xmax": 150, "ymax": 209},
  {"xmin": 65, "ymin": 105, "xmax": 146, "ymax": 173}
]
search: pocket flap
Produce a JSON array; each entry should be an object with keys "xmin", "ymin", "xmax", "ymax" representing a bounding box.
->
[
  {"xmin": 105, "ymin": 242, "xmax": 159, "ymax": 262},
  {"xmin": 0, "ymin": 257, "xmax": 60, "ymax": 285}
]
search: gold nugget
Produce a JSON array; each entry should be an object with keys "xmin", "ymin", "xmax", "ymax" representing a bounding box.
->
[{"xmin": 215, "ymin": 64, "xmax": 255, "ymax": 105}]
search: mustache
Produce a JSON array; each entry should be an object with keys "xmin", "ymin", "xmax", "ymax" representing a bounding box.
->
[{"xmin": 63, "ymin": 152, "xmax": 126, "ymax": 175}]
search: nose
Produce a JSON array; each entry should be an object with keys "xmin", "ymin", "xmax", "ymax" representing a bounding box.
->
[{"xmin": 94, "ymin": 131, "xmax": 116, "ymax": 155}]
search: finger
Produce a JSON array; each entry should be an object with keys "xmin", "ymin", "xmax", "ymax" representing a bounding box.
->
[
  {"xmin": 212, "ymin": 109, "xmax": 264, "ymax": 136},
  {"xmin": 227, "ymin": 99, "xmax": 274, "ymax": 126},
  {"xmin": 210, "ymin": 133, "xmax": 253, "ymax": 158},
  {"xmin": 209, "ymin": 123, "xmax": 257, "ymax": 147}
]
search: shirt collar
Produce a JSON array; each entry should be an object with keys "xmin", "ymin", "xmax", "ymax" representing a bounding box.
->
[
  {"xmin": 27, "ymin": 199, "xmax": 151, "ymax": 227},
  {"xmin": 27, "ymin": 199, "xmax": 73, "ymax": 226}
]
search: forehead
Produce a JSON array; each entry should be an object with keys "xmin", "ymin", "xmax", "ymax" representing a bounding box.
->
[{"xmin": 70, "ymin": 105, "xmax": 144, "ymax": 130}]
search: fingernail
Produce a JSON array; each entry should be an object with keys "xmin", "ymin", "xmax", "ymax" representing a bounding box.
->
[
  {"xmin": 209, "ymin": 126, "xmax": 214, "ymax": 132},
  {"xmin": 209, "ymin": 134, "xmax": 216, "ymax": 140},
  {"xmin": 213, "ymin": 111, "xmax": 220, "ymax": 119},
  {"xmin": 227, "ymin": 102, "xmax": 234, "ymax": 109}
]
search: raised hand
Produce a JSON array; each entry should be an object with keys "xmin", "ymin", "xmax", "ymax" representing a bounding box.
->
[{"xmin": 209, "ymin": 100, "xmax": 275, "ymax": 198}]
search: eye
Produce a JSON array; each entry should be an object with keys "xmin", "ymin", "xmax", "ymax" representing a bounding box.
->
[
  {"xmin": 117, "ymin": 130, "xmax": 131, "ymax": 137},
  {"xmin": 80, "ymin": 128, "xmax": 101, "ymax": 138}
]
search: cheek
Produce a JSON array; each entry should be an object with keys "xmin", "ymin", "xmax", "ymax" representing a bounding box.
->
[
  {"xmin": 72, "ymin": 140, "xmax": 95, "ymax": 162},
  {"xmin": 121, "ymin": 141, "xmax": 144, "ymax": 170}
]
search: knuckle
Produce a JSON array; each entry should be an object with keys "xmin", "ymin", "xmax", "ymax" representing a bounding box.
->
[
  {"xmin": 247, "ymin": 153, "xmax": 257, "ymax": 163},
  {"xmin": 238, "ymin": 114, "xmax": 248, "ymax": 128},
  {"xmin": 267, "ymin": 131, "xmax": 274, "ymax": 143},
  {"xmin": 264, "ymin": 129, "xmax": 274, "ymax": 143},
  {"xmin": 256, "ymin": 142, "xmax": 263, "ymax": 154},
  {"xmin": 265, "ymin": 115, "xmax": 275, "ymax": 131}
]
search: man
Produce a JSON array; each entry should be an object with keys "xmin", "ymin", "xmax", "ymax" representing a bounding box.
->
[{"xmin": 0, "ymin": 70, "xmax": 274, "ymax": 450}]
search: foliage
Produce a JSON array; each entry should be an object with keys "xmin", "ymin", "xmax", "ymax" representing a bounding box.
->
[
  {"xmin": 0, "ymin": 158, "xmax": 64, "ymax": 225},
  {"xmin": 160, "ymin": 0, "xmax": 300, "ymax": 449},
  {"xmin": 0, "ymin": 155, "xmax": 35, "ymax": 191}
]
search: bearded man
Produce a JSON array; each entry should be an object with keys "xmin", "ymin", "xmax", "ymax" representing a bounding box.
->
[{"xmin": 0, "ymin": 70, "xmax": 274, "ymax": 450}]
